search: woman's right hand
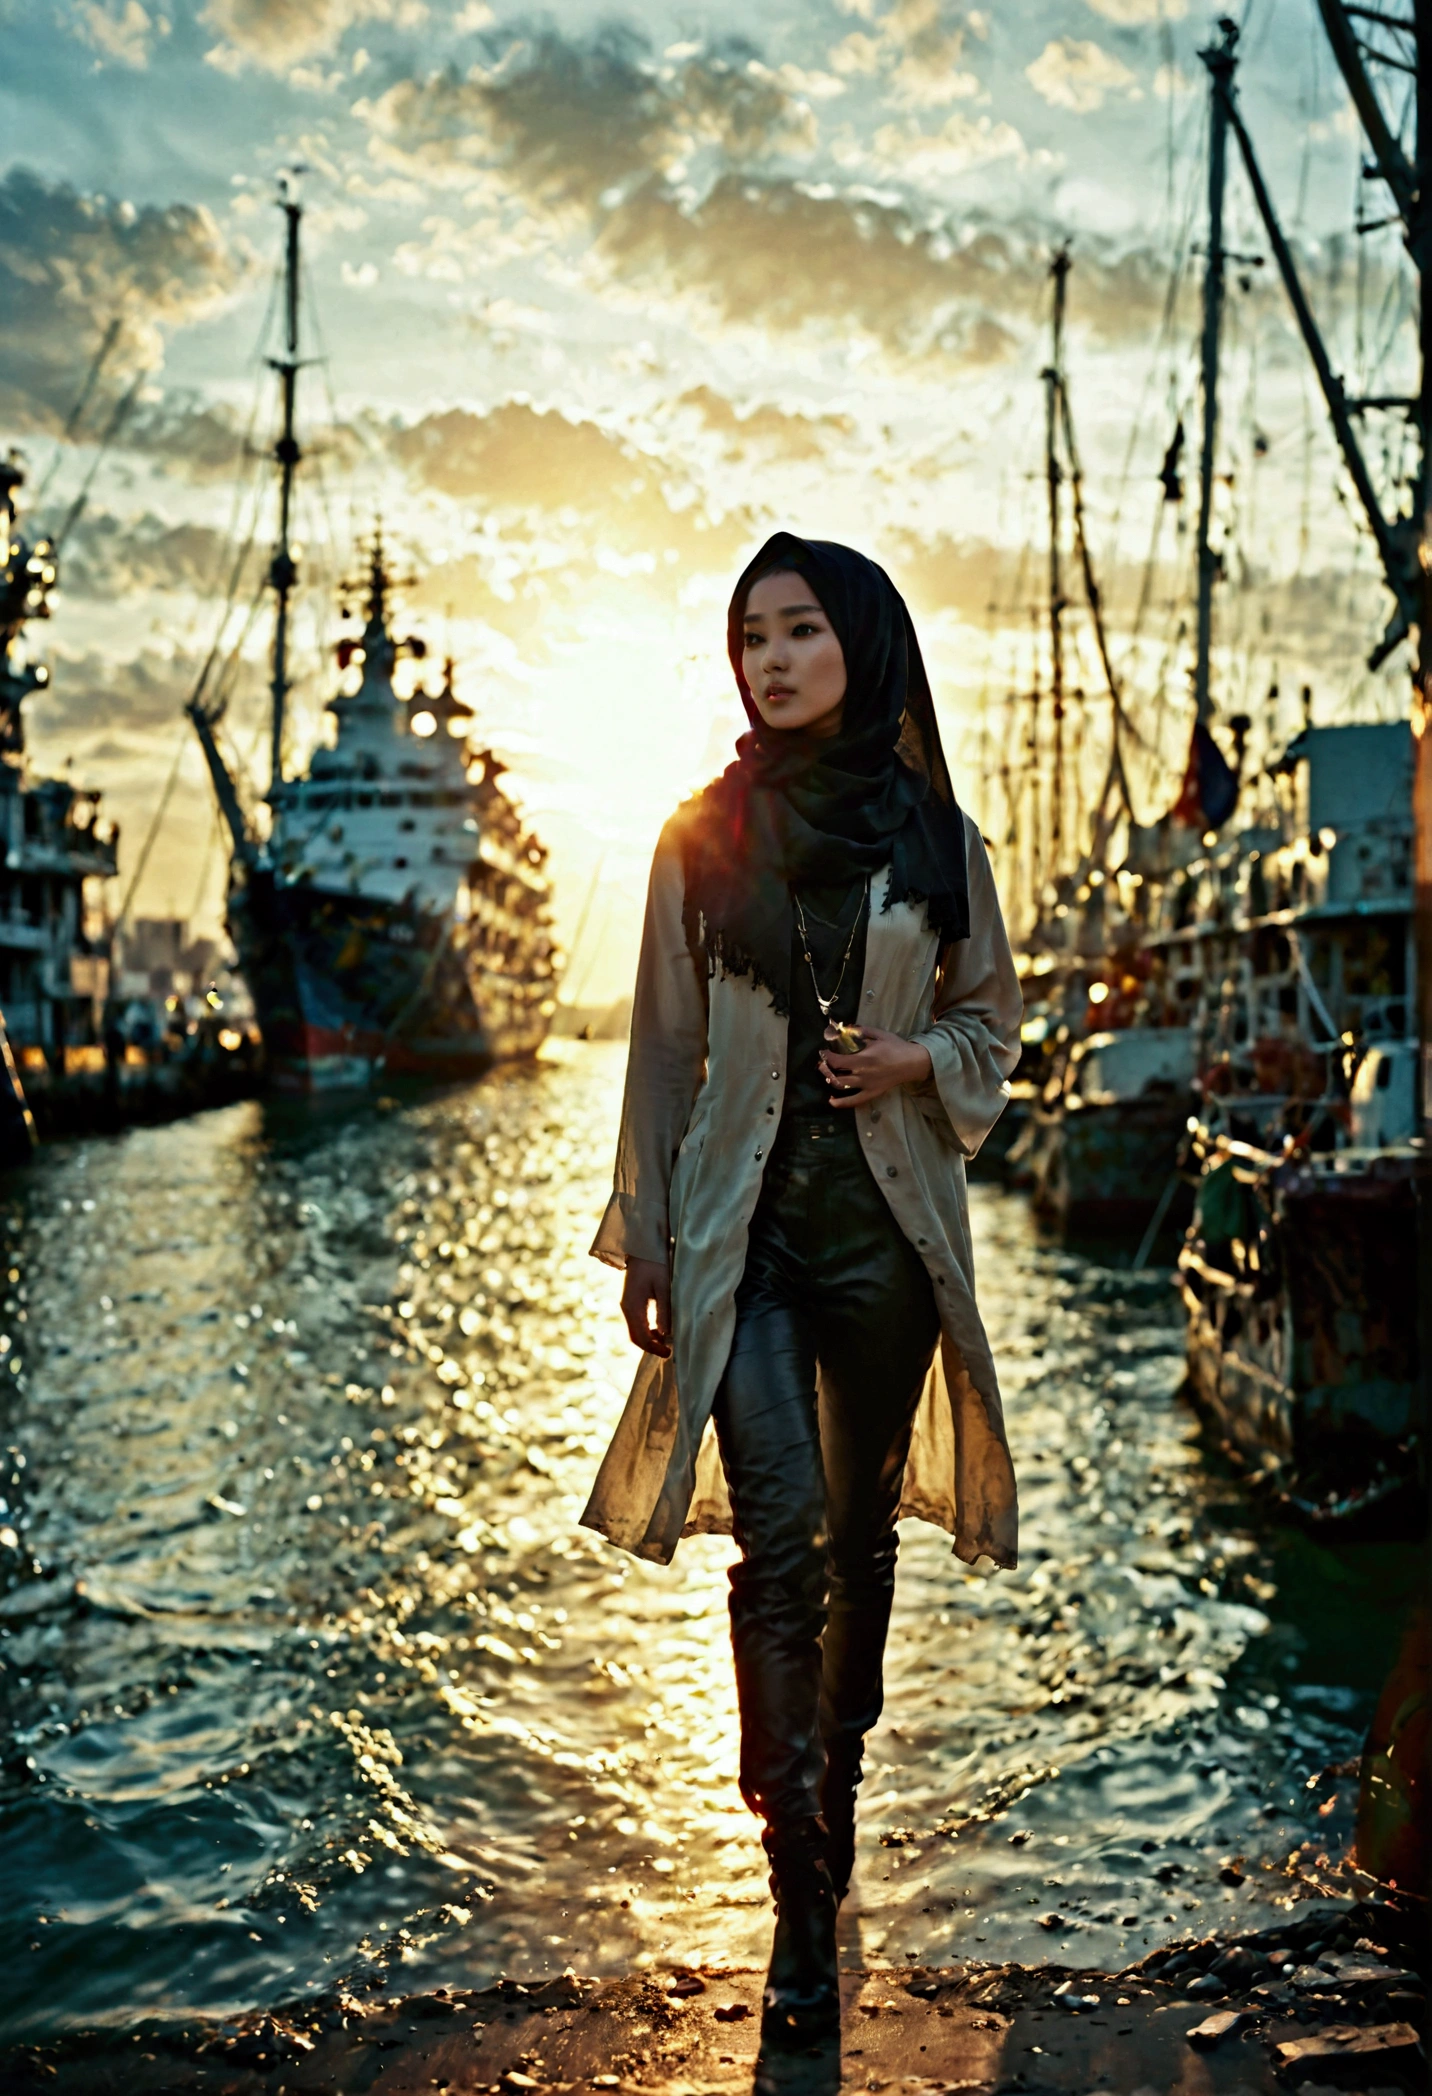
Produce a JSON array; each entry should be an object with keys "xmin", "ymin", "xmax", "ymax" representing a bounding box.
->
[{"xmin": 620, "ymin": 1257, "xmax": 672, "ymax": 1358}]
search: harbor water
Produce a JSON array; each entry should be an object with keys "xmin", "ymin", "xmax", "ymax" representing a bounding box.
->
[{"xmin": 0, "ymin": 1042, "xmax": 1416, "ymax": 2041}]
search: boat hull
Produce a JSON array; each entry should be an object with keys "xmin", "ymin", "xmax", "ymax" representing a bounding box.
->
[
  {"xmin": 229, "ymin": 870, "xmax": 553, "ymax": 1092},
  {"xmin": 1178, "ymin": 1146, "xmax": 1426, "ymax": 1504},
  {"xmin": 1016, "ymin": 1091, "xmax": 1194, "ymax": 1229}
]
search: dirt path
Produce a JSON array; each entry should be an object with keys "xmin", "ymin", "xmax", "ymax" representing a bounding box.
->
[{"xmin": 4, "ymin": 1939, "xmax": 1424, "ymax": 2096}]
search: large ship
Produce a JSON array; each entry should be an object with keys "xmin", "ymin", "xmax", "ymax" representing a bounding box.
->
[{"xmin": 188, "ymin": 182, "xmax": 559, "ymax": 1091}]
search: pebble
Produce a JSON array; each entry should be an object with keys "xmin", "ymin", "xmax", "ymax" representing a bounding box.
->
[
  {"xmin": 1186, "ymin": 2009, "xmax": 1245, "ymax": 2047},
  {"xmin": 1273, "ymin": 2021, "xmax": 1423, "ymax": 2074}
]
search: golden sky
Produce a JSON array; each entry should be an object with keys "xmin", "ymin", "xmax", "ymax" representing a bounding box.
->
[{"xmin": 1, "ymin": 0, "xmax": 1415, "ymax": 999}]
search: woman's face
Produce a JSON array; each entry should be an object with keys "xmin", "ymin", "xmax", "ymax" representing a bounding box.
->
[{"xmin": 741, "ymin": 569, "xmax": 847, "ymax": 738}]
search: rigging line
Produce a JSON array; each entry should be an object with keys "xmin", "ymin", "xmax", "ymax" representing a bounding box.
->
[
  {"xmin": 190, "ymin": 505, "xmax": 266, "ymax": 721},
  {"xmin": 1162, "ymin": 13, "xmax": 1176, "ymax": 227},
  {"xmin": 1125, "ymin": 492, "xmax": 1170, "ymax": 670},
  {"xmin": 565, "ymin": 891, "xmax": 616, "ymax": 1012},
  {"xmin": 558, "ymin": 854, "xmax": 608, "ymax": 1004},
  {"xmin": 1111, "ymin": 180, "xmax": 1205, "ymax": 665},
  {"xmin": 1100, "ymin": 99, "xmax": 1207, "ymax": 622},
  {"xmin": 1057, "ymin": 376, "xmax": 1148, "ymax": 764},
  {"xmin": 212, "ymin": 579, "xmax": 271, "ymax": 710},
  {"xmin": 1111, "ymin": 90, "xmax": 1205, "ymax": 503},
  {"xmin": 303, "ymin": 259, "xmax": 385, "ymax": 534},
  {"xmin": 194, "ymin": 361, "xmax": 270, "ymax": 619},
  {"xmin": 188, "ymin": 800, "xmax": 222, "ymax": 924},
  {"xmin": 50, "ymin": 366, "xmax": 149, "ymax": 552},
  {"xmin": 114, "ymin": 728, "xmax": 189, "ymax": 936},
  {"xmin": 32, "ymin": 318, "xmax": 123, "ymax": 512},
  {"xmin": 1294, "ymin": 20, "xmax": 1320, "ymax": 229},
  {"xmin": 194, "ymin": 576, "xmax": 271, "ymax": 837},
  {"xmin": 177, "ymin": 458, "xmax": 266, "ymax": 686}
]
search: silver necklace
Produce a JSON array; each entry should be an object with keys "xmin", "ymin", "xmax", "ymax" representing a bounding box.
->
[{"xmin": 793, "ymin": 889, "xmax": 863, "ymax": 1019}]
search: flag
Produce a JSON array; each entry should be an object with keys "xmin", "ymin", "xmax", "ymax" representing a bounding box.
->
[{"xmin": 1172, "ymin": 719, "xmax": 1239, "ymax": 830}]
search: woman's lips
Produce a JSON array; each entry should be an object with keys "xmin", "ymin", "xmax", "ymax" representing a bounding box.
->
[{"xmin": 766, "ymin": 684, "xmax": 794, "ymax": 699}]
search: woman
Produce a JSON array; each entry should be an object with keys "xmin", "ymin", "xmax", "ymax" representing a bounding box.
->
[{"xmin": 583, "ymin": 534, "xmax": 1022, "ymax": 2046}]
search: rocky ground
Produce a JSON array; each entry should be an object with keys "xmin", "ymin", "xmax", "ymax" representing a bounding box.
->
[{"xmin": 3, "ymin": 1899, "xmax": 1424, "ymax": 2095}]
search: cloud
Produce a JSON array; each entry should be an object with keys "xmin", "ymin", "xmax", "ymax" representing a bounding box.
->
[
  {"xmin": 358, "ymin": 26, "xmax": 818, "ymax": 210},
  {"xmin": 61, "ymin": 510, "xmax": 244, "ymax": 600},
  {"xmin": 867, "ymin": 108, "xmax": 1027, "ymax": 182},
  {"xmin": 1025, "ymin": 37, "xmax": 1138, "ymax": 114},
  {"xmin": 35, "ymin": 643, "xmax": 224, "ymax": 737},
  {"xmin": 1084, "ymin": 0, "xmax": 1186, "ymax": 22},
  {"xmin": 120, "ymin": 388, "xmax": 369, "ymax": 484},
  {"xmin": 673, "ymin": 387, "xmax": 856, "ymax": 460},
  {"xmin": 880, "ymin": 0, "xmax": 981, "ymax": 110},
  {"xmin": 828, "ymin": 0, "xmax": 979, "ymax": 109},
  {"xmin": 593, "ymin": 174, "xmax": 1039, "ymax": 361},
  {"xmin": 67, "ymin": 0, "xmax": 169, "ymax": 67},
  {"xmin": 391, "ymin": 399, "xmax": 649, "ymax": 507},
  {"xmin": 0, "ymin": 169, "xmax": 241, "ymax": 432},
  {"xmin": 354, "ymin": 25, "xmax": 1167, "ymax": 368},
  {"xmin": 200, "ymin": 0, "xmax": 425, "ymax": 74},
  {"xmin": 388, "ymin": 401, "xmax": 755, "ymax": 569}
]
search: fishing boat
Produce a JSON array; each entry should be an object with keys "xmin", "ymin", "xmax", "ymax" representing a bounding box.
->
[
  {"xmin": 1166, "ymin": 13, "xmax": 1427, "ymax": 1515},
  {"xmin": 993, "ymin": 252, "xmax": 1207, "ymax": 1231},
  {"xmin": 986, "ymin": 10, "xmax": 1425, "ymax": 1516},
  {"xmin": 1176, "ymin": 716, "xmax": 1422, "ymax": 1510},
  {"xmin": 187, "ymin": 180, "xmax": 559, "ymax": 1091}
]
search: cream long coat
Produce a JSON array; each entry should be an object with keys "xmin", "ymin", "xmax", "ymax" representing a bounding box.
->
[{"xmin": 581, "ymin": 812, "xmax": 1024, "ymax": 1570}]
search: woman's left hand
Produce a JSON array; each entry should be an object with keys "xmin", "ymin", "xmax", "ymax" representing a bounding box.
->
[{"xmin": 820, "ymin": 1026, "xmax": 933, "ymax": 1108}]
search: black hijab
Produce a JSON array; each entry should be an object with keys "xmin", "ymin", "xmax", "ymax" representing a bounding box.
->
[{"xmin": 678, "ymin": 532, "xmax": 969, "ymax": 1013}]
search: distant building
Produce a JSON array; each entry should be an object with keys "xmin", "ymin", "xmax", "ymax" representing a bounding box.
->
[
  {"xmin": 113, "ymin": 918, "xmax": 221, "ymax": 1006},
  {"xmin": 0, "ymin": 458, "xmax": 120, "ymax": 1074}
]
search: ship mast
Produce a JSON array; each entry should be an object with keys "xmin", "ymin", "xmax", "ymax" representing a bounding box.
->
[
  {"xmin": 1043, "ymin": 248, "xmax": 1071, "ymax": 873},
  {"xmin": 187, "ymin": 172, "xmax": 309, "ymax": 875},
  {"xmin": 267, "ymin": 175, "xmax": 303, "ymax": 799},
  {"xmin": 1198, "ymin": 9, "xmax": 1427, "ymax": 1134},
  {"xmin": 1194, "ymin": 19, "xmax": 1237, "ymax": 727}
]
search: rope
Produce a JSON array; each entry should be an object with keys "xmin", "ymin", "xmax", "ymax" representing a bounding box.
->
[{"xmin": 113, "ymin": 728, "xmax": 189, "ymax": 936}]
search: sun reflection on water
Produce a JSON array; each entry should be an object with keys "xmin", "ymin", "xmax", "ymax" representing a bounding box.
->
[{"xmin": 0, "ymin": 1041, "xmax": 1409, "ymax": 2040}]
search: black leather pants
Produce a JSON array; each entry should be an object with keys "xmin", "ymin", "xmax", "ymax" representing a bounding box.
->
[{"xmin": 712, "ymin": 1113, "xmax": 941, "ymax": 1830}]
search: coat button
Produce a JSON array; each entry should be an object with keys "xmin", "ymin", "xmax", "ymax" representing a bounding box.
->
[
  {"xmin": 766, "ymin": 1104, "xmax": 775, "ymax": 1115},
  {"xmin": 870, "ymin": 1108, "xmax": 880, "ymax": 1123},
  {"xmin": 886, "ymin": 1165, "xmax": 898, "ymax": 1178},
  {"xmin": 755, "ymin": 1147, "xmax": 764, "ymax": 1160},
  {"xmin": 770, "ymin": 1069, "xmax": 780, "ymax": 1079}
]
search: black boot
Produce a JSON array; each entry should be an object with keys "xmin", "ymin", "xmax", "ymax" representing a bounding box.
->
[
  {"xmin": 819, "ymin": 1740, "xmax": 862, "ymax": 1904},
  {"xmin": 760, "ymin": 1816, "xmax": 841, "ymax": 2047}
]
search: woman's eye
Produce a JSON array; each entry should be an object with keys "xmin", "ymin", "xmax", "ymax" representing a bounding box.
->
[
  {"xmin": 743, "ymin": 633, "xmax": 762, "ymax": 649},
  {"xmin": 791, "ymin": 623, "xmax": 816, "ymax": 637}
]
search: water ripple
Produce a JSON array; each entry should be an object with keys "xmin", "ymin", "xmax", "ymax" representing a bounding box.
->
[{"xmin": 0, "ymin": 1042, "xmax": 1416, "ymax": 2039}]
